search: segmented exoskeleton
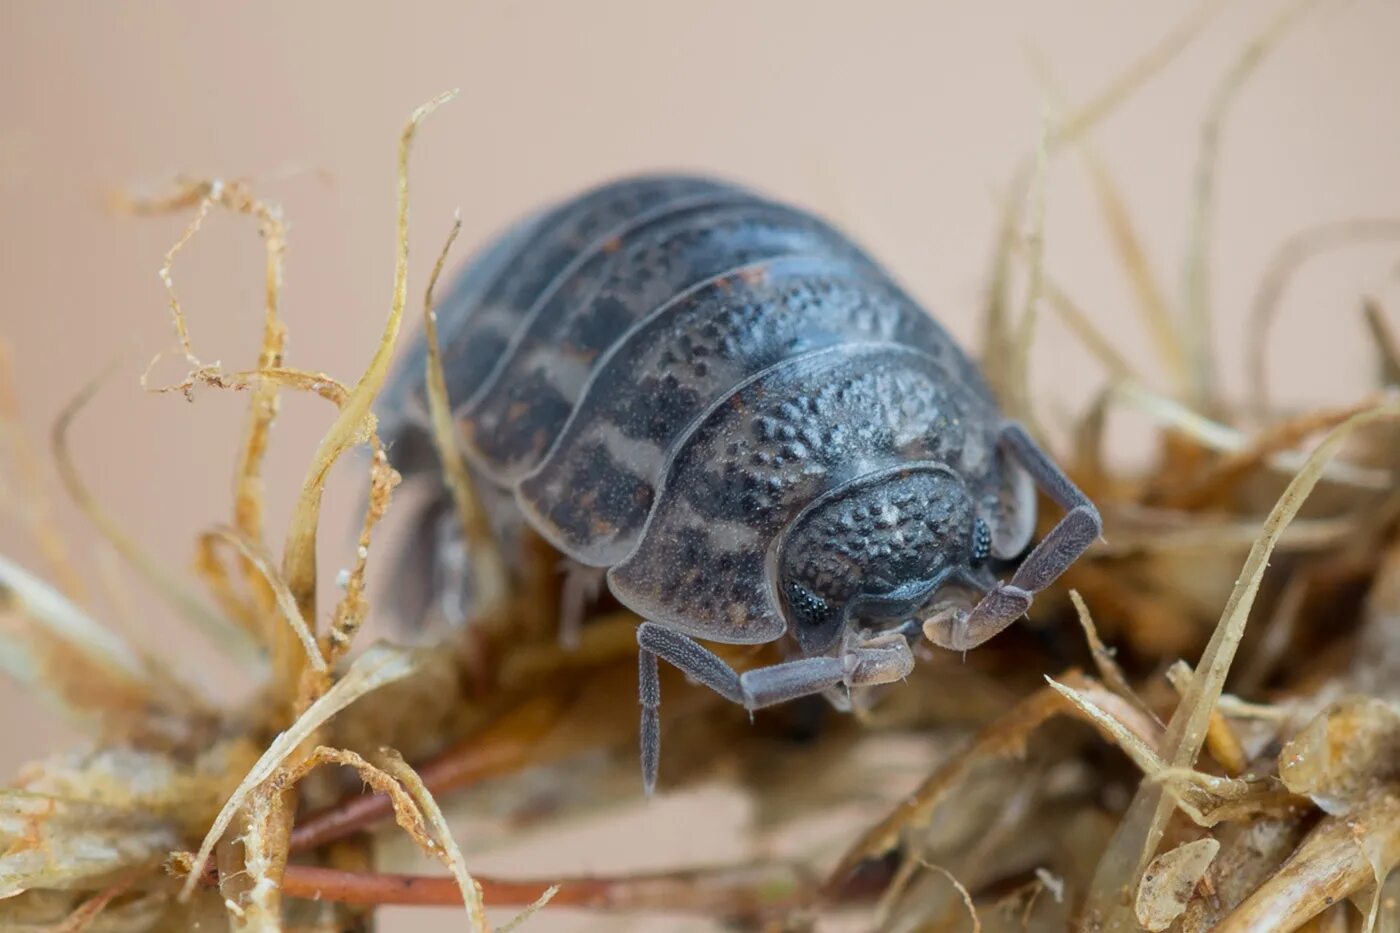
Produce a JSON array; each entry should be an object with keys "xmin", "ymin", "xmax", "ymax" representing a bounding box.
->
[{"xmin": 381, "ymin": 175, "xmax": 1101, "ymax": 791}]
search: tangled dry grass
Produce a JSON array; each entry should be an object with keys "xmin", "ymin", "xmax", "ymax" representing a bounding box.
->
[{"xmin": 2, "ymin": 2, "xmax": 1399, "ymax": 930}]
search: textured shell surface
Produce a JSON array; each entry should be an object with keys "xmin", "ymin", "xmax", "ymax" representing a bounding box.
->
[
  {"xmin": 459, "ymin": 193, "xmax": 876, "ymax": 483},
  {"xmin": 382, "ymin": 173, "xmax": 1035, "ymax": 648}
]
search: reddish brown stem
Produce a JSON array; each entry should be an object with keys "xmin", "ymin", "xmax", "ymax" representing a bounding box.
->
[
  {"xmin": 210, "ymin": 861, "xmax": 808, "ymax": 916},
  {"xmin": 290, "ymin": 696, "xmax": 562, "ymax": 853}
]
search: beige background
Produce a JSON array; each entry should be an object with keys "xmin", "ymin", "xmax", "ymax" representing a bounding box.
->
[{"xmin": 2, "ymin": 2, "xmax": 1399, "ymax": 929}]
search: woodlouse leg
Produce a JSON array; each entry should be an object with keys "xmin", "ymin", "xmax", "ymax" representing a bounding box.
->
[
  {"xmin": 843, "ymin": 632, "xmax": 916, "ymax": 686},
  {"xmin": 638, "ymin": 646, "xmax": 662, "ymax": 795},
  {"xmin": 636, "ymin": 621, "xmax": 853, "ymax": 791},
  {"xmin": 925, "ymin": 421, "xmax": 1101, "ymax": 652}
]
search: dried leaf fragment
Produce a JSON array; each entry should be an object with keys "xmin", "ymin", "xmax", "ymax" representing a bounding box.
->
[
  {"xmin": 1279, "ymin": 696, "xmax": 1400, "ymax": 814},
  {"xmin": 1135, "ymin": 837, "xmax": 1220, "ymax": 931}
]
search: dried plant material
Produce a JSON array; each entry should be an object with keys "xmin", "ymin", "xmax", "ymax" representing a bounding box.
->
[
  {"xmin": 421, "ymin": 212, "xmax": 509, "ymax": 618},
  {"xmin": 13, "ymin": 742, "xmax": 257, "ymax": 840},
  {"xmin": 1100, "ymin": 511, "xmax": 1356, "ymax": 557},
  {"xmin": 194, "ymin": 860, "xmax": 803, "ymax": 917},
  {"xmin": 1166, "ymin": 661, "xmax": 1247, "ymax": 777},
  {"xmin": 202, "ymin": 527, "xmax": 325, "ymax": 674},
  {"xmin": 1002, "ymin": 231, "xmax": 1136, "ymax": 381},
  {"xmin": 0, "ymin": 553, "xmax": 195, "ymax": 739},
  {"xmin": 914, "ymin": 859, "xmax": 982, "ymax": 933},
  {"xmin": 1135, "ymin": 837, "xmax": 1219, "ymax": 931},
  {"xmin": 281, "ymin": 89, "xmax": 457, "ymax": 659},
  {"xmin": 1070, "ymin": 590, "xmax": 1150, "ymax": 716},
  {"xmin": 1114, "ymin": 380, "xmax": 1389, "ymax": 492},
  {"xmin": 980, "ymin": 179, "xmax": 1019, "ymax": 404},
  {"xmin": 0, "ymin": 791, "xmax": 178, "ymax": 898},
  {"xmin": 985, "ymin": 0, "xmax": 1225, "ymax": 387},
  {"xmin": 1083, "ymin": 398, "xmax": 1400, "ymax": 930},
  {"xmin": 231, "ymin": 742, "xmax": 467, "ymax": 928},
  {"xmin": 1364, "ymin": 299, "xmax": 1400, "ymax": 389},
  {"xmin": 1007, "ymin": 106, "xmax": 1051, "ymax": 433},
  {"xmin": 39, "ymin": 873, "xmax": 140, "ymax": 932},
  {"xmin": 1043, "ymin": 679, "xmax": 1292, "ymax": 828},
  {"xmin": 0, "ymin": 340, "xmax": 87, "ymax": 606},
  {"xmin": 1181, "ymin": 819, "xmax": 1310, "ymax": 931},
  {"xmin": 377, "ymin": 748, "xmax": 486, "ymax": 931},
  {"xmin": 1278, "ymin": 696, "xmax": 1400, "ymax": 813},
  {"xmin": 178, "ymin": 642, "xmax": 419, "ymax": 901},
  {"xmin": 1154, "ymin": 394, "xmax": 1394, "ymax": 509},
  {"xmin": 1046, "ymin": 676, "xmax": 1163, "ymax": 775},
  {"xmin": 829, "ymin": 674, "xmax": 1090, "ymax": 882},
  {"xmin": 1054, "ymin": 0, "xmax": 1227, "ymax": 145},
  {"xmin": 324, "ymin": 441, "xmax": 400, "ymax": 667},
  {"xmin": 1247, "ymin": 218, "xmax": 1400, "ymax": 414},
  {"xmin": 988, "ymin": 0, "xmax": 1227, "ymax": 405},
  {"xmin": 51, "ymin": 366, "xmax": 257, "ymax": 666},
  {"xmin": 288, "ymin": 691, "xmax": 572, "ymax": 854},
  {"xmin": 1355, "ymin": 542, "xmax": 1400, "ymax": 702},
  {"xmin": 123, "ymin": 178, "xmax": 292, "ymax": 632},
  {"xmin": 1181, "ymin": 0, "xmax": 1325, "ymax": 409},
  {"xmin": 1216, "ymin": 791, "xmax": 1400, "ymax": 933},
  {"xmin": 495, "ymin": 884, "xmax": 561, "ymax": 933},
  {"xmin": 1056, "ymin": 123, "xmax": 1184, "ymax": 390}
]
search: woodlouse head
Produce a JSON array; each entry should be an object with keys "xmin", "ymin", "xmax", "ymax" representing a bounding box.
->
[{"xmin": 775, "ymin": 463, "xmax": 984, "ymax": 656}]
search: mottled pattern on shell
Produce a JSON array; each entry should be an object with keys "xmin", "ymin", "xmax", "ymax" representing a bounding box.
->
[
  {"xmin": 606, "ymin": 343, "xmax": 1001, "ymax": 642},
  {"xmin": 379, "ymin": 174, "xmax": 1035, "ymax": 647}
]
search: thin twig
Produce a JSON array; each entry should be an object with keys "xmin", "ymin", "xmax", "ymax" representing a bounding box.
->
[{"xmin": 195, "ymin": 861, "xmax": 808, "ymax": 917}]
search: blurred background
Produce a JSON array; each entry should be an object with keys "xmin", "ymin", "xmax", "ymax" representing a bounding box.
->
[{"xmin": 2, "ymin": 2, "xmax": 1398, "ymax": 929}]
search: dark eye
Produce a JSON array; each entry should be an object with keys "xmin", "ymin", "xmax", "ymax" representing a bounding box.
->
[
  {"xmin": 971, "ymin": 517, "xmax": 992, "ymax": 564},
  {"xmin": 784, "ymin": 580, "xmax": 830, "ymax": 627},
  {"xmin": 783, "ymin": 580, "xmax": 846, "ymax": 654}
]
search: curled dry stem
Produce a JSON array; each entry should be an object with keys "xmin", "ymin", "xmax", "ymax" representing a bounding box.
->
[
  {"xmin": 1247, "ymin": 219, "xmax": 1400, "ymax": 416},
  {"xmin": 377, "ymin": 748, "xmax": 487, "ymax": 931},
  {"xmin": 1182, "ymin": 0, "xmax": 1325, "ymax": 410},
  {"xmin": 51, "ymin": 362, "xmax": 257, "ymax": 666},
  {"xmin": 0, "ymin": 339, "xmax": 87, "ymax": 605},
  {"xmin": 201, "ymin": 527, "xmax": 325, "ymax": 674},
  {"xmin": 126, "ymin": 176, "xmax": 294, "ymax": 648}
]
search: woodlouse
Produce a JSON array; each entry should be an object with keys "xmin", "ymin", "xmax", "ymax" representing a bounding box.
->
[{"xmin": 381, "ymin": 174, "xmax": 1102, "ymax": 791}]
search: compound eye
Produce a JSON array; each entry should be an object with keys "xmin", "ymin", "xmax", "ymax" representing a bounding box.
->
[
  {"xmin": 784, "ymin": 580, "xmax": 829, "ymax": 627},
  {"xmin": 782, "ymin": 579, "xmax": 845, "ymax": 653},
  {"xmin": 971, "ymin": 517, "xmax": 992, "ymax": 565}
]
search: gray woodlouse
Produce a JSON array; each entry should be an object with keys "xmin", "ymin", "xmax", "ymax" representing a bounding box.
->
[{"xmin": 380, "ymin": 174, "xmax": 1102, "ymax": 792}]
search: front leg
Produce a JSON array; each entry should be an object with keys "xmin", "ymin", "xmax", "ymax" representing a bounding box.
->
[
  {"xmin": 635, "ymin": 623, "xmax": 915, "ymax": 792},
  {"xmin": 924, "ymin": 421, "xmax": 1101, "ymax": 651}
]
